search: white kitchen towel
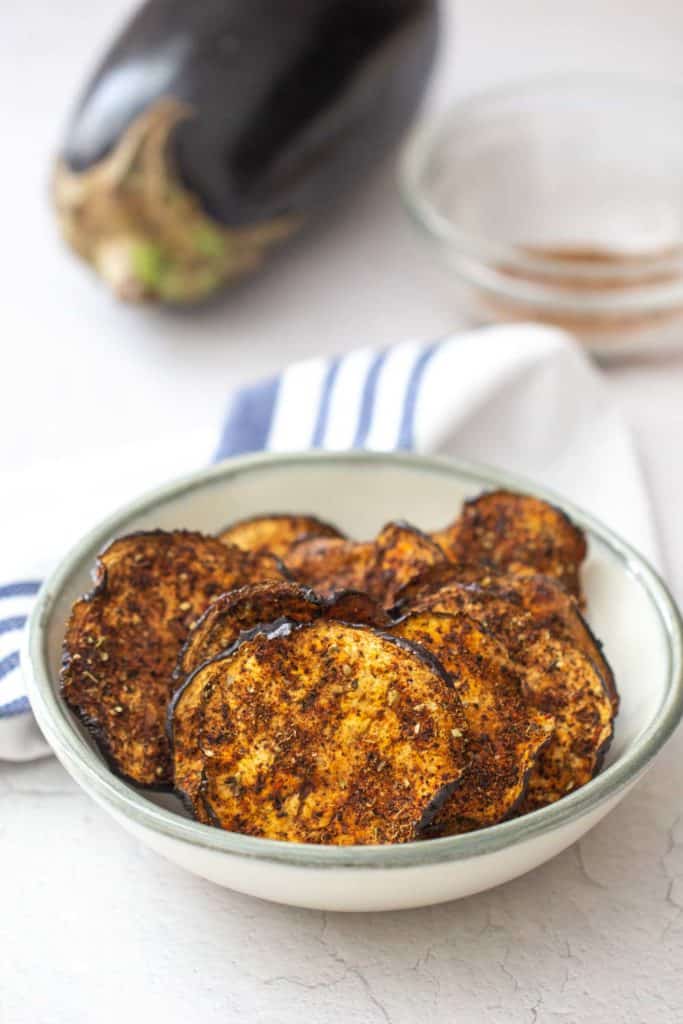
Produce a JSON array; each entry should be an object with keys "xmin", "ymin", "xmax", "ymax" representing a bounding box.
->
[{"xmin": 0, "ymin": 323, "xmax": 659, "ymax": 761}]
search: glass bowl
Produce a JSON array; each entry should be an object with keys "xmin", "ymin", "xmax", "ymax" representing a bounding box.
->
[{"xmin": 400, "ymin": 75, "xmax": 683, "ymax": 359}]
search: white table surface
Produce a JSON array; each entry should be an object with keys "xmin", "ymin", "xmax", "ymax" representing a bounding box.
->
[{"xmin": 4, "ymin": 3, "xmax": 683, "ymax": 1021}]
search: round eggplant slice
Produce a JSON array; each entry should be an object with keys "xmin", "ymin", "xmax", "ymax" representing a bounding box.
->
[
  {"xmin": 392, "ymin": 612, "xmax": 553, "ymax": 833},
  {"xmin": 287, "ymin": 521, "xmax": 446, "ymax": 606},
  {"xmin": 408, "ymin": 581, "xmax": 615, "ymax": 809},
  {"xmin": 218, "ymin": 513, "xmax": 344, "ymax": 559},
  {"xmin": 366, "ymin": 522, "xmax": 448, "ymax": 607},
  {"xmin": 461, "ymin": 568, "xmax": 618, "ymax": 712},
  {"xmin": 60, "ymin": 530, "xmax": 286, "ymax": 788},
  {"xmin": 172, "ymin": 619, "xmax": 469, "ymax": 844},
  {"xmin": 395, "ymin": 565, "xmax": 617, "ymax": 712},
  {"xmin": 54, "ymin": 0, "xmax": 438, "ymax": 303},
  {"xmin": 516, "ymin": 637, "xmax": 614, "ymax": 813},
  {"xmin": 286, "ymin": 536, "xmax": 376, "ymax": 598},
  {"xmin": 434, "ymin": 490, "xmax": 587, "ymax": 599}
]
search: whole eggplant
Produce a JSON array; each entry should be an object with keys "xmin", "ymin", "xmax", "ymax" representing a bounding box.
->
[{"xmin": 54, "ymin": 0, "xmax": 438, "ymax": 304}]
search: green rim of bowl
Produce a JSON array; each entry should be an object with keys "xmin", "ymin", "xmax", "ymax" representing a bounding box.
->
[{"xmin": 23, "ymin": 450, "xmax": 683, "ymax": 870}]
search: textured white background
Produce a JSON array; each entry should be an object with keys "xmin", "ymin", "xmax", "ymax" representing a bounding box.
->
[{"xmin": 4, "ymin": 2, "xmax": 683, "ymax": 1021}]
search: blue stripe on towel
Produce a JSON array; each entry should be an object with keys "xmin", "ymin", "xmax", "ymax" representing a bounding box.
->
[
  {"xmin": 213, "ymin": 374, "xmax": 281, "ymax": 462},
  {"xmin": 0, "ymin": 581, "xmax": 41, "ymax": 600},
  {"xmin": 397, "ymin": 340, "xmax": 442, "ymax": 450},
  {"xmin": 311, "ymin": 357, "xmax": 341, "ymax": 447},
  {"xmin": 0, "ymin": 616, "xmax": 26, "ymax": 637},
  {"xmin": 0, "ymin": 650, "xmax": 20, "ymax": 681},
  {"xmin": 0, "ymin": 695, "xmax": 30, "ymax": 719},
  {"xmin": 353, "ymin": 350, "xmax": 388, "ymax": 447}
]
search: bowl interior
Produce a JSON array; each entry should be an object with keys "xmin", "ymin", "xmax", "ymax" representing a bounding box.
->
[{"xmin": 37, "ymin": 454, "xmax": 673, "ymax": 834}]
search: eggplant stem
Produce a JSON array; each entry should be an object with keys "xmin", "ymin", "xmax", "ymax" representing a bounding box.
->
[{"xmin": 53, "ymin": 98, "xmax": 297, "ymax": 303}]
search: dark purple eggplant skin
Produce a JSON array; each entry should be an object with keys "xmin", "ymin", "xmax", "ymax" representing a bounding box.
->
[{"xmin": 63, "ymin": 0, "xmax": 439, "ymax": 228}]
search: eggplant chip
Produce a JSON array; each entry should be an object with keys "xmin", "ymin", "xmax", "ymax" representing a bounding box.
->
[
  {"xmin": 171, "ymin": 620, "xmax": 469, "ymax": 844},
  {"xmin": 288, "ymin": 522, "xmax": 446, "ymax": 606},
  {"xmin": 396, "ymin": 564, "xmax": 617, "ymax": 712},
  {"xmin": 320, "ymin": 590, "xmax": 392, "ymax": 629},
  {"xmin": 434, "ymin": 490, "xmax": 587, "ymax": 598},
  {"xmin": 392, "ymin": 612, "xmax": 553, "ymax": 832},
  {"xmin": 218, "ymin": 513, "xmax": 344, "ymax": 559},
  {"xmin": 516, "ymin": 636, "xmax": 614, "ymax": 813},
  {"xmin": 408, "ymin": 580, "xmax": 614, "ymax": 808},
  {"xmin": 462, "ymin": 568, "xmax": 618, "ymax": 712},
  {"xmin": 366, "ymin": 522, "xmax": 448, "ymax": 607},
  {"xmin": 286, "ymin": 536, "xmax": 376, "ymax": 598},
  {"xmin": 61, "ymin": 530, "xmax": 287, "ymax": 788}
]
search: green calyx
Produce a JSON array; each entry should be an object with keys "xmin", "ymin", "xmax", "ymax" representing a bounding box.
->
[{"xmin": 53, "ymin": 98, "xmax": 297, "ymax": 304}]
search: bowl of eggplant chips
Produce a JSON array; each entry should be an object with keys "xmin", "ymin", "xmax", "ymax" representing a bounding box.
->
[{"xmin": 24, "ymin": 451, "xmax": 683, "ymax": 911}]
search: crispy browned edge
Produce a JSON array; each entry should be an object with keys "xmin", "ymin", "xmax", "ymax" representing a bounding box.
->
[
  {"xmin": 174, "ymin": 581, "xmax": 392, "ymax": 685},
  {"xmin": 174, "ymin": 581, "xmax": 321, "ymax": 685},
  {"xmin": 169, "ymin": 619, "xmax": 469, "ymax": 838}
]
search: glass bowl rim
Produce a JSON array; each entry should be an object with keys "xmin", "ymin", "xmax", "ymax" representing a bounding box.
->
[{"xmin": 399, "ymin": 72, "xmax": 683, "ymax": 310}]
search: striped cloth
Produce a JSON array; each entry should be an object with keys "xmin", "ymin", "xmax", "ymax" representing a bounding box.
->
[{"xmin": 0, "ymin": 324, "xmax": 658, "ymax": 761}]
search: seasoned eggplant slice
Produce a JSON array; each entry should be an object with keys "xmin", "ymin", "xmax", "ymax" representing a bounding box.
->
[
  {"xmin": 366, "ymin": 522, "xmax": 447, "ymax": 607},
  {"xmin": 286, "ymin": 537, "xmax": 376, "ymax": 598},
  {"xmin": 218, "ymin": 513, "xmax": 344, "ymax": 559},
  {"xmin": 463, "ymin": 569, "xmax": 618, "ymax": 712},
  {"xmin": 396, "ymin": 564, "xmax": 617, "ymax": 712},
  {"xmin": 321, "ymin": 590, "xmax": 392, "ymax": 629},
  {"xmin": 516, "ymin": 637, "xmax": 613, "ymax": 812},
  {"xmin": 287, "ymin": 522, "xmax": 446, "ymax": 606},
  {"xmin": 61, "ymin": 530, "xmax": 286, "ymax": 788},
  {"xmin": 435, "ymin": 490, "xmax": 587, "ymax": 598},
  {"xmin": 409, "ymin": 581, "xmax": 614, "ymax": 808},
  {"xmin": 177, "ymin": 581, "xmax": 322, "ymax": 680},
  {"xmin": 392, "ymin": 612, "xmax": 553, "ymax": 832},
  {"xmin": 172, "ymin": 620, "xmax": 469, "ymax": 844}
]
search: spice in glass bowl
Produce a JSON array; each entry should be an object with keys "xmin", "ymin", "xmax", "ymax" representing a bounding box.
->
[{"xmin": 400, "ymin": 75, "xmax": 683, "ymax": 359}]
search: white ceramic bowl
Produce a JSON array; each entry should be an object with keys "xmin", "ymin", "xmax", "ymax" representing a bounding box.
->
[{"xmin": 24, "ymin": 452, "xmax": 683, "ymax": 912}]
